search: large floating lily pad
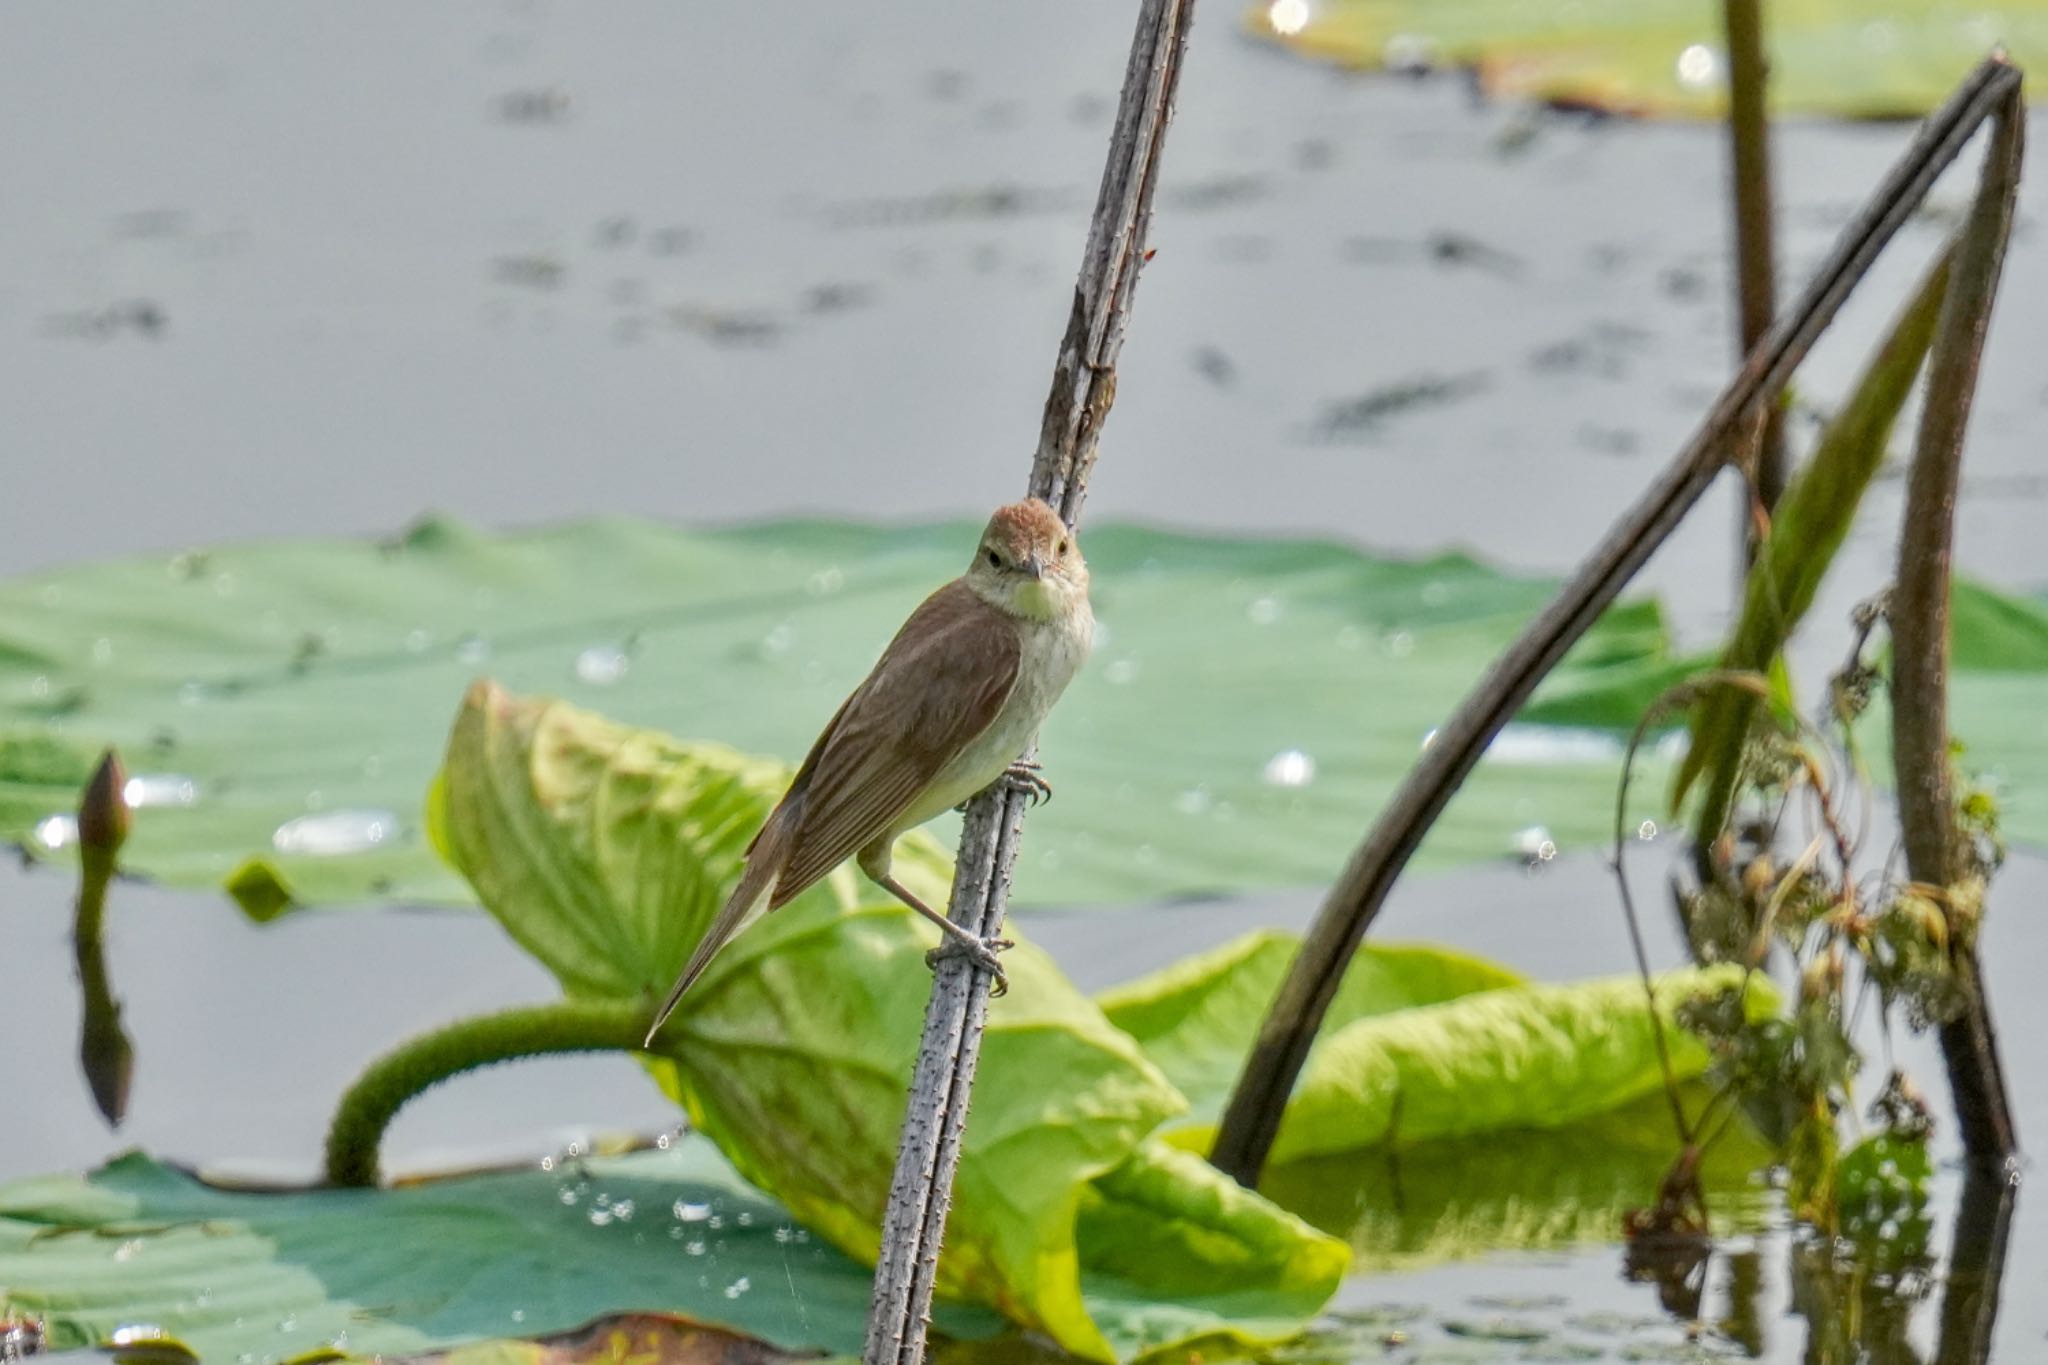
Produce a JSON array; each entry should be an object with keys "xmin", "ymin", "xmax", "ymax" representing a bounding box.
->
[
  {"xmin": 1248, "ymin": 0, "xmax": 2048, "ymax": 119},
  {"xmin": 0, "ymin": 517, "xmax": 1686, "ymax": 912},
  {"xmin": 0, "ymin": 1143, "xmax": 993, "ymax": 1364}
]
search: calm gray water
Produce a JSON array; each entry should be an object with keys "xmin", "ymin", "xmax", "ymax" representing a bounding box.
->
[{"xmin": 3, "ymin": 2, "xmax": 2045, "ymax": 1360}]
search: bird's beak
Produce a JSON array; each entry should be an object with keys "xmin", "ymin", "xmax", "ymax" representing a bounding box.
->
[{"xmin": 1022, "ymin": 551, "xmax": 1046, "ymax": 580}]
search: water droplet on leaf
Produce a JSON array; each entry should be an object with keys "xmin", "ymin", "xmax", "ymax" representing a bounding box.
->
[
  {"xmin": 123, "ymin": 774, "xmax": 198, "ymax": 808},
  {"xmin": 1262, "ymin": 749, "xmax": 1316, "ymax": 788},
  {"xmin": 1267, "ymin": 0, "xmax": 1310, "ymax": 35},
  {"xmin": 1513, "ymin": 826, "xmax": 1558, "ymax": 865},
  {"xmin": 1485, "ymin": 725, "xmax": 1623, "ymax": 766},
  {"xmin": 574, "ymin": 644, "xmax": 630, "ymax": 686},
  {"xmin": 271, "ymin": 809, "xmax": 398, "ymax": 856},
  {"xmin": 1675, "ymin": 43, "xmax": 1722, "ymax": 90}
]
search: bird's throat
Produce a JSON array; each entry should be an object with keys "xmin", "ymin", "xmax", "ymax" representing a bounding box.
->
[{"xmin": 1011, "ymin": 579, "xmax": 1062, "ymax": 621}]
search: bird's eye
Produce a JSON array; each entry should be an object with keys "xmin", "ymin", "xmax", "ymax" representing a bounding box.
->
[{"xmin": 986, "ymin": 549, "xmax": 1002, "ymax": 568}]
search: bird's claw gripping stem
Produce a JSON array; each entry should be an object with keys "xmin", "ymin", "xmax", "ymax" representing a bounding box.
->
[
  {"xmin": 925, "ymin": 935, "xmax": 1014, "ymax": 995},
  {"xmin": 954, "ymin": 761, "xmax": 1052, "ymax": 813},
  {"xmin": 999, "ymin": 759, "xmax": 1052, "ymax": 807}
]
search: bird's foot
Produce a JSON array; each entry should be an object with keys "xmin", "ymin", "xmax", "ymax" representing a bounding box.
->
[
  {"xmin": 925, "ymin": 934, "xmax": 1014, "ymax": 995},
  {"xmin": 954, "ymin": 761, "xmax": 1051, "ymax": 812},
  {"xmin": 999, "ymin": 760, "xmax": 1052, "ymax": 807}
]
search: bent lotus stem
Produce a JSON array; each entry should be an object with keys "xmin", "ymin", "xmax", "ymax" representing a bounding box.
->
[
  {"xmin": 1889, "ymin": 85, "xmax": 2025, "ymax": 1165},
  {"xmin": 323, "ymin": 998, "xmax": 649, "ymax": 1187},
  {"xmin": 1209, "ymin": 54, "xmax": 2026, "ymax": 1189},
  {"xmin": 861, "ymin": 3, "xmax": 1197, "ymax": 1363}
]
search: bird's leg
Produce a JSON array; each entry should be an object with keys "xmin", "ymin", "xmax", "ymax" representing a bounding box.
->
[
  {"xmin": 871, "ymin": 871, "xmax": 1011, "ymax": 995},
  {"xmin": 998, "ymin": 759, "xmax": 1052, "ymax": 807}
]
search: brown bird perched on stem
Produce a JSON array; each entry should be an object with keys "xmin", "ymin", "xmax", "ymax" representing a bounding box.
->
[{"xmin": 644, "ymin": 498, "xmax": 1092, "ymax": 1044}]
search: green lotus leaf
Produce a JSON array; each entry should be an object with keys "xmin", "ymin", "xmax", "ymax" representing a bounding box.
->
[
  {"xmin": 0, "ymin": 1144, "xmax": 994, "ymax": 1363},
  {"xmin": 430, "ymin": 683, "xmax": 1345, "ymax": 1362},
  {"xmin": 1102, "ymin": 930, "xmax": 1773, "ymax": 1162},
  {"xmin": 0, "ymin": 517, "xmax": 1685, "ymax": 912},
  {"xmin": 1249, "ymin": 0, "xmax": 2048, "ymax": 119}
]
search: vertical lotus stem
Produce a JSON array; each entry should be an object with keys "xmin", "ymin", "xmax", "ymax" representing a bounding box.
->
[
  {"xmin": 1208, "ymin": 55, "xmax": 2026, "ymax": 1189},
  {"xmin": 1722, "ymin": 0, "xmax": 1786, "ymax": 563},
  {"xmin": 860, "ymin": 3, "xmax": 1196, "ymax": 1362},
  {"xmin": 74, "ymin": 749, "xmax": 134, "ymax": 1127},
  {"xmin": 1890, "ymin": 85, "xmax": 2024, "ymax": 1164}
]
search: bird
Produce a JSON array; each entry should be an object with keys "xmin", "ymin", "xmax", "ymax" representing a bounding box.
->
[{"xmin": 643, "ymin": 498, "xmax": 1092, "ymax": 1044}]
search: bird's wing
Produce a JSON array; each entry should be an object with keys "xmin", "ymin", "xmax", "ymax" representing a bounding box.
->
[{"xmin": 771, "ymin": 579, "xmax": 1020, "ymax": 906}]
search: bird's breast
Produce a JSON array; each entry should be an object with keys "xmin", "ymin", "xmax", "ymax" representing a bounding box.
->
[{"xmin": 898, "ymin": 601, "xmax": 1092, "ymax": 832}]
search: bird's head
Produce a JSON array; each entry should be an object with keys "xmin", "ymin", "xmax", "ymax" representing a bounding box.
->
[{"xmin": 966, "ymin": 498, "xmax": 1088, "ymax": 620}]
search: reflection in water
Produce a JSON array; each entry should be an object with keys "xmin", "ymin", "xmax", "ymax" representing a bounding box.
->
[
  {"xmin": 1719, "ymin": 1247, "xmax": 1767, "ymax": 1356},
  {"xmin": 1636, "ymin": 1167, "xmax": 2018, "ymax": 1365},
  {"xmin": 1790, "ymin": 1231, "xmax": 1931, "ymax": 1364},
  {"xmin": 1261, "ymin": 1087, "xmax": 1775, "ymax": 1273},
  {"xmin": 72, "ymin": 751, "xmax": 135, "ymax": 1127},
  {"xmin": 1257, "ymin": 1081, "xmax": 2016, "ymax": 1363},
  {"xmin": 75, "ymin": 925, "xmax": 132, "ymax": 1127},
  {"xmin": 1935, "ymin": 1167, "xmax": 2018, "ymax": 1365},
  {"xmin": 1626, "ymin": 1230, "xmax": 1710, "ymax": 1321}
]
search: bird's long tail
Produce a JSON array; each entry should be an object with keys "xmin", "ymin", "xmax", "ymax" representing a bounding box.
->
[{"xmin": 643, "ymin": 809, "xmax": 795, "ymax": 1046}]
